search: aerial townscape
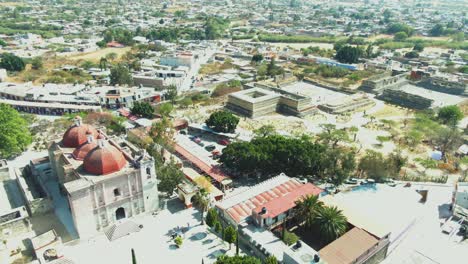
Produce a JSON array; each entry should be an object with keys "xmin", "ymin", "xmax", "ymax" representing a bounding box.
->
[{"xmin": 0, "ymin": 0, "xmax": 467, "ymax": 263}]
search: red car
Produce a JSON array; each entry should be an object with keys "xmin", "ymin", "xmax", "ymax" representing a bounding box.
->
[{"xmin": 218, "ymin": 139, "xmax": 230, "ymax": 146}]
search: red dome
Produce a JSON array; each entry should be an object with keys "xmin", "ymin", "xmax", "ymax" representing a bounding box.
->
[
  {"xmin": 83, "ymin": 144, "xmax": 127, "ymax": 175},
  {"xmin": 72, "ymin": 140, "xmax": 98, "ymax": 160},
  {"xmin": 62, "ymin": 124, "xmax": 98, "ymax": 148}
]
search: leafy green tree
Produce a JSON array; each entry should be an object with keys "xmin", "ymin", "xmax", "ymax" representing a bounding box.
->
[
  {"xmin": 432, "ymin": 127, "xmax": 463, "ymax": 162},
  {"xmin": 165, "ymin": 85, "xmax": 178, "ymax": 103},
  {"xmin": 99, "ymin": 57, "xmax": 108, "ymax": 70},
  {"xmin": 437, "ymin": 105, "xmax": 463, "ymax": 126},
  {"xmin": 295, "ymin": 195, "xmax": 324, "ymax": 228},
  {"xmin": 157, "ymin": 161, "xmax": 184, "ymax": 194},
  {"xmin": 251, "ymin": 54, "xmax": 264, "ymax": 63},
  {"xmin": 31, "ymin": 56, "xmax": 43, "ymax": 70},
  {"xmin": 0, "ymin": 53, "xmax": 25, "ymax": 72},
  {"xmin": 0, "ymin": 104, "xmax": 32, "ymax": 158},
  {"xmin": 282, "ymin": 230, "xmax": 299, "ymax": 246},
  {"xmin": 206, "ymin": 208, "xmax": 218, "ymax": 227},
  {"xmin": 253, "ymin": 125, "xmax": 276, "ymax": 138},
  {"xmin": 174, "ymin": 236, "xmax": 183, "ymax": 247},
  {"xmin": 214, "ymin": 221, "xmax": 222, "ymax": 233},
  {"xmin": 413, "ymin": 43, "xmax": 424, "ymax": 52},
  {"xmin": 404, "ymin": 51, "xmax": 419, "ymax": 59},
  {"xmin": 386, "ymin": 23, "xmax": 414, "ymax": 36},
  {"xmin": 131, "ymin": 102, "xmax": 154, "ymax": 118},
  {"xmin": 429, "ymin": 24, "xmax": 445, "ymax": 36},
  {"xmin": 394, "ymin": 31, "xmax": 408, "ymax": 41},
  {"xmin": 215, "ymin": 255, "xmax": 261, "ymax": 264},
  {"xmin": 110, "ymin": 63, "xmax": 133, "ymax": 86},
  {"xmin": 150, "ymin": 117, "xmax": 174, "ymax": 147},
  {"xmin": 318, "ymin": 124, "xmax": 351, "ymax": 148},
  {"xmin": 266, "ymin": 58, "xmax": 284, "ymax": 76},
  {"xmin": 358, "ymin": 150, "xmax": 390, "ymax": 182},
  {"xmin": 315, "ymin": 206, "xmax": 348, "ymax": 243},
  {"xmin": 206, "ymin": 111, "xmax": 240, "ymax": 133},
  {"xmin": 158, "ymin": 102, "xmax": 173, "ymax": 117},
  {"xmin": 264, "ymin": 256, "xmax": 278, "ymax": 264},
  {"xmin": 223, "ymin": 226, "xmax": 237, "ymax": 249},
  {"xmin": 335, "ymin": 46, "xmax": 362, "ymax": 64}
]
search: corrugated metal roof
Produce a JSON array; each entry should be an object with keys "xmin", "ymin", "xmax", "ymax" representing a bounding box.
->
[{"xmin": 319, "ymin": 227, "xmax": 379, "ymax": 264}]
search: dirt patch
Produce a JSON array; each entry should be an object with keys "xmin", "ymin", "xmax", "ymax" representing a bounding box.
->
[{"xmin": 64, "ymin": 47, "xmax": 131, "ymax": 62}]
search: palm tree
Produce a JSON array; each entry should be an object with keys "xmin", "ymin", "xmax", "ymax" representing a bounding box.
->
[
  {"xmin": 314, "ymin": 206, "xmax": 348, "ymax": 243},
  {"xmin": 295, "ymin": 195, "xmax": 324, "ymax": 228}
]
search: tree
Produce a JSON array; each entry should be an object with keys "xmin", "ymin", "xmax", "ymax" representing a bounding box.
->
[
  {"xmin": 109, "ymin": 63, "xmax": 133, "ymax": 86},
  {"xmin": 335, "ymin": 46, "xmax": 362, "ymax": 64},
  {"xmin": 386, "ymin": 23, "xmax": 414, "ymax": 36},
  {"xmin": 253, "ymin": 125, "xmax": 276, "ymax": 138},
  {"xmin": 429, "ymin": 24, "xmax": 445, "ymax": 36},
  {"xmin": 174, "ymin": 236, "xmax": 183, "ymax": 248},
  {"xmin": 437, "ymin": 105, "xmax": 463, "ymax": 127},
  {"xmin": 404, "ymin": 51, "xmax": 419, "ymax": 59},
  {"xmin": 213, "ymin": 221, "xmax": 222, "ymax": 233},
  {"xmin": 150, "ymin": 117, "xmax": 174, "ymax": 147},
  {"xmin": 394, "ymin": 31, "xmax": 408, "ymax": 41},
  {"xmin": 206, "ymin": 111, "xmax": 240, "ymax": 133},
  {"xmin": 0, "ymin": 104, "xmax": 32, "ymax": 158},
  {"xmin": 31, "ymin": 56, "xmax": 43, "ymax": 70},
  {"xmin": 157, "ymin": 161, "xmax": 184, "ymax": 194},
  {"xmin": 131, "ymin": 102, "xmax": 154, "ymax": 118},
  {"xmin": 193, "ymin": 189, "xmax": 210, "ymax": 225},
  {"xmin": 318, "ymin": 124, "xmax": 351, "ymax": 148},
  {"xmin": 206, "ymin": 208, "xmax": 218, "ymax": 227},
  {"xmin": 215, "ymin": 255, "xmax": 261, "ymax": 264},
  {"xmin": 0, "ymin": 53, "xmax": 25, "ymax": 72},
  {"xmin": 282, "ymin": 230, "xmax": 299, "ymax": 246},
  {"xmin": 295, "ymin": 195, "xmax": 324, "ymax": 228},
  {"xmin": 165, "ymin": 85, "xmax": 178, "ymax": 103},
  {"xmin": 131, "ymin": 248, "xmax": 137, "ymax": 264},
  {"xmin": 251, "ymin": 54, "xmax": 264, "ymax": 64},
  {"xmin": 315, "ymin": 206, "xmax": 348, "ymax": 243},
  {"xmin": 413, "ymin": 43, "xmax": 424, "ymax": 52},
  {"xmin": 180, "ymin": 97, "xmax": 193, "ymax": 108},
  {"xmin": 99, "ymin": 57, "xmax": 108, "ymax": 70},
  {"xmin": 358, "ymin": 150, "xmax": 390, "ymax": 182},
  {"xmin": 158, "ymin": 103, "xmax": 173, "ymax": 118},
  {"xmin": 223, "ymin": 226, "xmax": 237, "ymax": 250},
  {"xmin": 432, "ymin": 127, "xmax": 463, "ymax": 162},
  {"xmin": 264, "ymin": 256, "xmax": 278, "ymax": 264}
]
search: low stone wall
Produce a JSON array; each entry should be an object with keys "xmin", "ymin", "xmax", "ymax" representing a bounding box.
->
[
  {"xmin": 378, "ymin": 89, "xmax": 433, "ymax": 109},
  {"xmin": 417, "ymin": 79, "xmax": 467, "ymax": 96},
  {"xmin": 0, "ymin": 207, "xmax": 31, "ymax": 240}
]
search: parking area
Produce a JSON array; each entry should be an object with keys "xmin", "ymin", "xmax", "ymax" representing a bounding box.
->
[{"xmin": 175, "ymin": 131, "xmax": 229, "ymax": 166}]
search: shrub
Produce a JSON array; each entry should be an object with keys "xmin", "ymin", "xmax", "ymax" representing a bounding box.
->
[{"xmin": 282, "ymin": 231, "xmax": 299, "ymax": 246}]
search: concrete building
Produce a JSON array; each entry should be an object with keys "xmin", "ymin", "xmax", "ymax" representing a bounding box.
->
[
  {"xmin": 226, "ymin": 86, "xmax": 316, "ymax": 118},
  {"xmin": 226, "ymin": 88, "xmax": 281, "ymax": 118},
  {"xmin": 160, "ymin": 52, "xmax": 195, "ymax": 68},
  {"xmin": 47, "ymin": 117, "xmax": 159, "ymax": 239}
]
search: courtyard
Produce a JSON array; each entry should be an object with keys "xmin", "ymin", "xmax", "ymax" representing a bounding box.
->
[{"xmin": 61, "ymin": 198, "xmax": 237, "ymax": 264}]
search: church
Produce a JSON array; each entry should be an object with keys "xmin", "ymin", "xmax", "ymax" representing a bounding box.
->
[{"xmin": 48, "ymin": 116, "xmax": 159, "ymax": 239}]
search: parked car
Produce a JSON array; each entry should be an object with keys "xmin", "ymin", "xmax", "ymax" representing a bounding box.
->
[
  {"xmin": 218, "ymin": 139, "xmax": 230, "ymax": 146},
  {"xmin": 205, "ymin": 145, "xmax": 216, "ymax": 151}
]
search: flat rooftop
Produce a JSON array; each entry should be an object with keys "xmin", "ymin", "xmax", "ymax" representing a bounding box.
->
[
  {"xmin": 280, "ymin": 82, "xmax": 348, "ymax": 105},
  {"xmin": 320, "ymin": 184, "xmax": 422, "ymax": 240},
  {"xmin": 229, "ymin": 87, "xmax": 280, "ymax": 103},
  {"xmin": 398, "ymin": 84, "xmax": 466, "ymax": 107},
  {"xmin": 0, "ymin": 168, "xmax": 25, "ymax": 214}
]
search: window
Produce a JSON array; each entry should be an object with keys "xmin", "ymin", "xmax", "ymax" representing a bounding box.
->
[
  {"xmin": 146, "ymin": 167, "xmax": 151, "ymax": 179},
  {"xmin": 113, "ymin": 188, "xmax": 121, "ymax": 197}
]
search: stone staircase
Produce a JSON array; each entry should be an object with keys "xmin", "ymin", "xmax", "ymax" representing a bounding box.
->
[{"xmin": 104, "ymin": 220, "xmax": 142, "ymax": 241}]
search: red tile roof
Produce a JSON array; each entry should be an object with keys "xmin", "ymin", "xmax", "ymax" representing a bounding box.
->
[
  {"xmin": 254, "ymin": 183, "xmax": 323, "ymax": 219},
  {"xmin": 225, "ymin": 180, "xmax": 322, "ymax": 223},
  {"xmin": 174, "ymin": 143, "xmax": 229, "ymax": 184}
]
